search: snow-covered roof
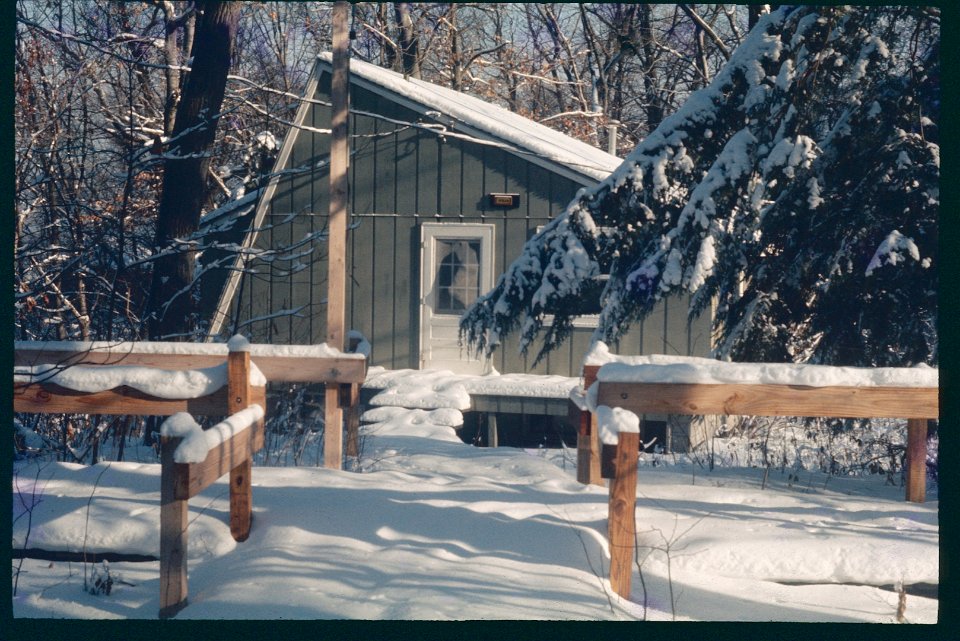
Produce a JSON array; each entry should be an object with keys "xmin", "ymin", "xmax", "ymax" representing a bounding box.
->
[{"xmin": 317, "ymin": 52, "xmax": 621, "ymax": 183}]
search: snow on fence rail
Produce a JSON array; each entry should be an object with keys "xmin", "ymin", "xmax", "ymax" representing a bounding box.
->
[
  {"xmin": 12, "ymin": 337, "xmax": 368, "ymax": 618},
  {"xmin": 161, "ymin": 406, "xmax": 265, "ymax": 464},
  {"xmin": 14, "ymin": 338, "xmax": 366, "ymax": 383},
  {"xmin": 571, "ymin": 350, "xmax": 939, "ymax": 600}
]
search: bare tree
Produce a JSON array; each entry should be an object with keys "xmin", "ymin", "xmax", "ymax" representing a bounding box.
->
[
  {"xmin": 16, "ymin": 0, "xmax": 166, "ymax": 342},
  {"xmin": 15, "ymin": 2, "xmax": 765, "ymax": 465},
  {"xmin": 144, "ymin": 1, "xmax": 240, "ymax": 340}
]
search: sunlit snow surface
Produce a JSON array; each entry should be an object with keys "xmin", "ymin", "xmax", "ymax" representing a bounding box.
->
[
  {"xmin": 364, "ymin": 366, "xmax": 579, "ymax": 413},
  {"xmin": 12, "ymin": 405, "xmax": 937, "ymax": 621},
  {"xmin": 585, "ymin": 342, "xmax": 938, "ymax": 388}
]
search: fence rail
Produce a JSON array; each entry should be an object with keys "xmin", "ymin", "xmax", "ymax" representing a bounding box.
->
[
  {"xmin": 13, "ymin": 339, "xmax": 367, "ymax": 618},
  {"xmin": 575, "ymin": 362, "xmax": 938, "ymax": 600},
  {"xmin": 597, "ymin": 381, "xmax": 939, "ymax": 420},
  {"xmin": 14, "ymin": 340, "xmax": 366, "ymax": 384},
  {"xmin": 13, "ymin": 383, "xmax": 238, "ymax": 416}
]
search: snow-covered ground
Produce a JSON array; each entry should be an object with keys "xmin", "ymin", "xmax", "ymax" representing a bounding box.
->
[{"xmin": 12, "ymin": 405, "xmax": 938, "ymax": 621}]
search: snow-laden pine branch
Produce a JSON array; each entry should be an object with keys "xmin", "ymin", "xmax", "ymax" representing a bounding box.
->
[{"xmin": 461, "ymin": 6, "xmax": 938, "ymax": 368}]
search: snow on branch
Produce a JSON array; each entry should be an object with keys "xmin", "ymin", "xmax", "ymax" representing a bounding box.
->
[
  {"xmin": 865, "ymin": 230, "xmax": 924, "ymax": 276},
  {"xmin": 461, "ymin": 6, "xmax": 939, "ymax": 368}
]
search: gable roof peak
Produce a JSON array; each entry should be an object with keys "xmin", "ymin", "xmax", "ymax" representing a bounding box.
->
[{"xmin": 316, "ymin": 52, "xmax": 622, "ymax": 184}]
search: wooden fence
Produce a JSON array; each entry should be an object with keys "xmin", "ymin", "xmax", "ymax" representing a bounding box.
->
[
  {"xmin": 573, "ymin": 363, "xmax": 938, "ymax": 600},
  {"xmin": 13, "ymin": 339, "xmax": 367, "ymax": 618}
]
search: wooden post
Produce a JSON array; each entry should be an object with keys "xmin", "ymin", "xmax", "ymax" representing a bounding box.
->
[
  {"xmin": 324, "ymin": 386, "xmax": 343, "ymax": 468},
  {"xmin": 600, "ymin": 443, "xmax": 618, "ymax": 479},
  {"xmin": 325, "ymin": 1, "xmax": 350, "ymax": 470},
  {"xmin": 344, "ymin": 336, "xmax": 362, "ymax": 460},
  {"xmin": 577, "ymin": 365, "xmax": 603, "ymax": 485},
  {"xmin": 587, "ymin": 412, "xmax": 602, "ymax": 485},
  {"xmin": 575, "ymin": 410, "xmax": 591, "ymax": 483},
  {"xmin": 906, "ymin": 418, "xmax": 927, "ymax": 503},
  {"xmin": 227, "ymin": 349, "xmax": 253, "ymax": 541},
  {"xmin": 608, "ymin": 431, "xmax": 639, "ymax": 599},
  {"xmin": 159, "ymin": 436, "xmax": 188, "ymax": 619},
  {"xmin": 487, "ymin": 413, "xmax": 498, "ymax": 448},
  {"xmin": 344, "ymin": 383, "xmax": 360, "ymax": 459}
]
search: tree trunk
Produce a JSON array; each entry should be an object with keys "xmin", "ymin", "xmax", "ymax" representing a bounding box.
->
[
  {"xmin": 449, "ymin": 4, "xmax": 462, "ymax": 90},
  {"xmin": 378, "ymin": 3, "xmax": 398, "ymax": 70},
  {"xmin": 395, "ymin": 3, "xmax": 420, "ymax": 78},
  {"xmin": 638, "ymin": 5, "xmax": 664, "ymax": 131},
  {"xmin": 161, "ymin": 2, "xmax": 184, "ymax": 136},
  {"xmin": 695, "ymin": 27, "xmax": 709, "ymax": 89},
  {"xmin": 145, "ymin": 1, "xmax": 239, "ymax": 340}
]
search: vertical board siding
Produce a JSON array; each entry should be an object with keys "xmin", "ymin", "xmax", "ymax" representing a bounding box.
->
[
  {"xmin": 288, "ymin": 117, "xmax": 320, "ymax": 357},
  {"xmin": 438, "ymin": 136, "xmax": 462, "ymax": 216},
  {"xmin": 664, "ymin": 299, "xmax": 679, "ymax": 355},
  {"xmin": 460, "ymin": 143, "xmax": 486, "ymax": 217},
  {"xmin": 211, "ymin": 65, "xmax": 710, "ymax": 376},
  {"xmin": 418, "ymin": 136, "xmax": 440, "ymax": 217},
  {"xmin": 394, "ymin": 119, "xmax": 419, "ymax": 215},
  {"xmin": 375, "ymin": 96, "xmax": 397, "ymax": 215},
  {"xmin": 498, "ymin": 206, "xmax": 525, "ymax": 375},
  {"xmin": 372, "ymin": 215, "xmax": 397, "ymax": 365},
  {"xmin": 404, "ymin": 225, "xmax": 421, "ymax": 368},
  {"xmin": 311, "ymin": 90, "xmax": 333, "ymax": 344},
  {"xmin": 389, "ymin": 102, "xmax": 418, "ymax": 369},
  {"xmin": 349, "ymin": 108, "xmax": 378, "ymax": 358},
  {"xmin": 641, "ymin": 300, "xmax": 666, "ymax": 356},
  {"xmin": 398, "ymin": 219, "xmax": 417, "ymax": 367}
]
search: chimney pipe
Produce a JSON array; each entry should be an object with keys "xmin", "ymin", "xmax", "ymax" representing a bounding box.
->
[{"xmin": 606, "ymin": 120, "xmax": 620, "ymax": 156}]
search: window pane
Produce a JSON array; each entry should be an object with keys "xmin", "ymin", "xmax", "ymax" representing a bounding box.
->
[{"xmin": 435, "ymin": 239, "xmax": 481, "ymax": 314}]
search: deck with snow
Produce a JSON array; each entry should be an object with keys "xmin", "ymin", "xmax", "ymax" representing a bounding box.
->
[
  {"xmin": 361, "ymin": 367, "xmax": 582, "ymax": 449},
  {"xmin": 362, "ymin": 367, "xmax": 579, "ymax": 416}
]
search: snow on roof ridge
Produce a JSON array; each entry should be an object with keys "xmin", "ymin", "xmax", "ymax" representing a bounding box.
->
[{"xmin": 316, "ymin": 52, "xmax": 621, "ymax": 182}]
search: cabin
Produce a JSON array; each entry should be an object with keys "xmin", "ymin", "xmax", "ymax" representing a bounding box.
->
[{"xmin": 199, "ymin": 54, "xmax": 713, "ymax": 449}]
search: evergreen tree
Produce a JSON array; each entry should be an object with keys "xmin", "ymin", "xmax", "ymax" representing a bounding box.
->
[{"xmin": 461, "ymin": 6, "xmax": 938, "ymax": 367}]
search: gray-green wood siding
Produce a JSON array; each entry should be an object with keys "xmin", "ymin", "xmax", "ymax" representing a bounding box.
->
[{"xmin": 218, "ymin": 65, "xmax": 711, "ymax": 376}]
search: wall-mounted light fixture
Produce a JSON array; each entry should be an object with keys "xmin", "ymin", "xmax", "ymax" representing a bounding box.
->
[{"xmin": 488, "ymin": 193, "xmax": 520, "ymax": 208}]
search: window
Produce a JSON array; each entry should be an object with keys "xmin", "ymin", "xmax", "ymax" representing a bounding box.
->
[{"xmin": 435, "ymin": 239, "xmax": 482, "ymax": 313}]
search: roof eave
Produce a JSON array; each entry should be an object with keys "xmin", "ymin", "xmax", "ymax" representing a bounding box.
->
[{"xmin": 314, "ymin": 56, "xmax": 618, "ymax": 187}]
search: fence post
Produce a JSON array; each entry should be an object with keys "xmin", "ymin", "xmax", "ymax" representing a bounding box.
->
[
  {"xmin": 324, "ymin": 385, "xmax": 344, "ymax": 468},
  {"xmin": 343, "ymin": 383, "xmax": 361, "ymax": 459},
  {"xmin": 608, "ymin": 431, "xmax": 639, "ymax": 599},
  {"xmin": 487, "ymin": 413, "xmax": 499, "ymax": 448},
  {"xmin": 906, "ymin": 418, "xmax": 927, "ymax": 503},
  {"xmin": 577, "ymin": 366, "xmax": 603, "ymax": 485},
  {"xmin": 159, "ymin": 436, "xmax": 188, "ymax": 618},
  {"xmin": 576, "ymin": 410, "xmax": 591, "ymax": 484},
  {"xmin": 227, "ymin": 348, "xmax": 253, "ymax": 542},
  {"xmin": 324, "ymin": 0, "xmax": 350, "ymax": 471}
]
